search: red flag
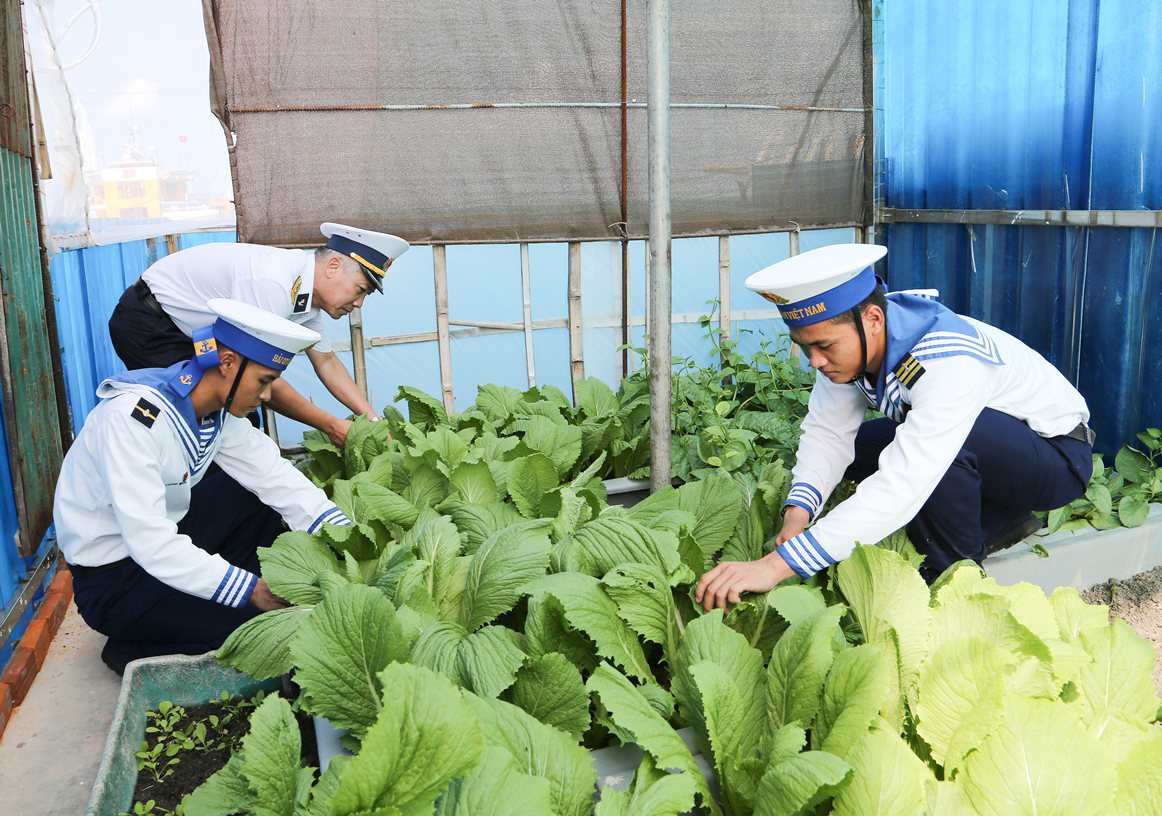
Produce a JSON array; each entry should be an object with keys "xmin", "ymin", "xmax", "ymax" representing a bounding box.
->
[{"xmin": 178, "ymin": 135, "xmax": 187, "ymax": 143}]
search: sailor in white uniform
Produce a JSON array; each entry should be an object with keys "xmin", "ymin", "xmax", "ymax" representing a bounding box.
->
[
  {"xmin": 57, "ymin": 299, "xmax": 352, "ymax": 673},
  {"xmin": 696, "ymin": 244, "xmax": 1094, "ymax": 609},
  {"xmin": 107, "ymin": 223, "xmax": 409, "ymax": 446}
]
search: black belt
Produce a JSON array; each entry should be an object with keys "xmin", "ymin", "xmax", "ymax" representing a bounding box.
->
[
  {"xmin": 132, "ymin": 277, "xmax": 167, "ymax": 319},
  {"xmin": 69, "ymin": 556, "xmax": 133, "ymax": 577},
  {"xmin": 1063, "ymin": 423, "xmax": 1096, "ymax": 446}
]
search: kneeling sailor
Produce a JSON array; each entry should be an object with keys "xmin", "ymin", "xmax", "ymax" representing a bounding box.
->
[
  {"xmin": 55, "ymin": 299, "xmax": 352, "ymax": 673},
  {"xmin": 696, "ymin": 244, "xmax": 1094, "ymax": 609}
]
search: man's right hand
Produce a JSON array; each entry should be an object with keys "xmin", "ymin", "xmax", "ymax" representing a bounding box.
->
[
  {"xmin": 776, "ymin": 505, "xmax": 812, "ymax": 547},
  {"xmin": 248, "ymin": 578, "xmax": 289, "ymax": 611}
]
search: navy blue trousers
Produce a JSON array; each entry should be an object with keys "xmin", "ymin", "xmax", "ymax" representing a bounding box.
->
[
  {"xmin": 72, "ymin": 472, "xmax": 285, "ymax": 670},
  {"xmin": 108, "ymin": 282, "xmax": 194, "ymax": 370},
  {"xmin": 844, "ymin": 408, "xmax": 1093, "ymax": 581}
]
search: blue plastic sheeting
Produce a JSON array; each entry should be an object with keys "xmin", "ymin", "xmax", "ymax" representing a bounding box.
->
[{"xmin": 881, "ymin": 0, "xmax": 1162, "ymax": 455}]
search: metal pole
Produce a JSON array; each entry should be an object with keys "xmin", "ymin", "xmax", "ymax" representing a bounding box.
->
[
  {"xmin": 647, "ymin": 0, "xmax": 671, "ymax": 494},
  {"xmin": 520, "ymin": 243, "xmax": 536, "ymax": 388},
  {"xmin": 718, "ymin": 235, "xmax": 730, "ymax": 370}
]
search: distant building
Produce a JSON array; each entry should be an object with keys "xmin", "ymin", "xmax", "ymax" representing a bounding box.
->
[{"xmin": 86, "ymin": 127, "xmax": 232, "ymax": 220}]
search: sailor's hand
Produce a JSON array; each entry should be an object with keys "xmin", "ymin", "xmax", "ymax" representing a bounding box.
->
[
  {"xmin": 695, "ymin": 551, "xmax": 795, "ymax": 612},
  {"xmin": 776, "ymin": 505, "xmax": 811, "ymax": 547},
  {"xmin": 327, "ymin": 418, "xmax": 353, "ymax": 447},
  {"xmin": 248, "ymin": 578, "xmax": 289, "ymax": 612}
]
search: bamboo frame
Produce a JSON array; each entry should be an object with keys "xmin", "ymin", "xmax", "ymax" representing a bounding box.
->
[
  {"xmin": 433, "ymin": 245, "xmax": 454, "ymax": 414},
  {"xmin": 520, "ymin": 243, "xmax": 536, "ymax": 388},
  {"xmin": 568, "ymin": 241, "xmax": 584, "ymax": 402}
]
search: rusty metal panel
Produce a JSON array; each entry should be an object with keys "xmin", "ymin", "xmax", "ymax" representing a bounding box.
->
[
  {"xmin": 0, "ymin": 145, "xmax": 63, "ymax": 556},
  {"xmin": 0, "ymin": 0, "xmax": 29, "ymax": 157}
]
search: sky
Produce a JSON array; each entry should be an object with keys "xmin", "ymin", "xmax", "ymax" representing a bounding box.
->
[{"xmin": 27, "ymin": 0, "xmax": 233, "ymax": 206}]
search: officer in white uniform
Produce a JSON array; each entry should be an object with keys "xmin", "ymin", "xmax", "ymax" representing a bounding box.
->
[
  {"xmin": 696, "ymin": 244, "xmax": 1094, "ymax": 609},
  {"xmin": 107, "ymin": 223, "xmax": 409, "ymax": 446},
  {"xmin": 57, "ymin": 299, "xmax": 353, "ymax": 673}
]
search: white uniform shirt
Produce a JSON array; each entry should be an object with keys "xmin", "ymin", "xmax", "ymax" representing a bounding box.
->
[
  {"xmin": 779, "ymin": 307, "xmax": 1090, "ymax": 578},
  {"xmin": 142, "ymin": 243, "xmax": 331, "ymax": 353},
  {"xmin": 53, "ymin": 376, "xmax": 349, "ymax": 607}
]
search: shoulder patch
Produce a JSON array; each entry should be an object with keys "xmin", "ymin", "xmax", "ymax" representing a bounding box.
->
[
  {"xmin": 892, "ymin": 353, "xmax": 926, "ymax": 388},
  {"xmin": 290, "ymin": 275, "xmax": 302, "ymax": 301},
  {"xmin": 131, "ymin": 398, "xmax": 161, "ymax": 428},
  {"xmin": 293, "ymin": 291, "xmax": 310, "ymax": 314}
]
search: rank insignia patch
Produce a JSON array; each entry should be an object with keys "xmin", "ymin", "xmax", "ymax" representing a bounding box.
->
[
  {"xmin": 893, "ymin": 353, "xmax": 926, "ymax": 388},
  {"xmin": 293, "ymin": 292, "xmax": 310, "ymax": 313},
  {"xmin": 131, "ymin": 398, "xmax": 160, "ymax": 428}
]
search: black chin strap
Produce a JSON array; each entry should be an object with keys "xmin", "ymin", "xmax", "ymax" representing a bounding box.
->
[
  {"xmin": 850, "ymin": 305, "xmax": 869, "ymax": 383},
  {"xmin": 223, "ymin": 357, "xmax": 249, "ymax": 413}
]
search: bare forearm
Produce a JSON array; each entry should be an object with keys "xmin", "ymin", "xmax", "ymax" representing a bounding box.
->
[{"xmin": 310, "ymin": 351, "xmax": 376, "ymax": 418}]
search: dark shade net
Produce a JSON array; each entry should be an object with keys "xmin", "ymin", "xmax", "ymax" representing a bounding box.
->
[{"xmin": 204, "ymin": 0, "xmax": 869, "ymax": 245}]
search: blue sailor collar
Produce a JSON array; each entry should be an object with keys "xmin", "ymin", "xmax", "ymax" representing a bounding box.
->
[
  {"xmin": 857, "ymin": 293, "xmax": 1004, "ymax": 420},
  {"xmin": 101, "ymin": 362, "xmax": 222, "ymax": 435}
]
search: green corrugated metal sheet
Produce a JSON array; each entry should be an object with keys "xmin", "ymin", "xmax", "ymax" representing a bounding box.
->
[
  {"xmin": 0, "ymin": 145, "xmax": 62, "ymax": 555},
  {"xmin": 0, "ymin": 0, "xmax": 29, "ymax": 158}
]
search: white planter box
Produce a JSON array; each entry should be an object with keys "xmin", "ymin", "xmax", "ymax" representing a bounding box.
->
[{"xmin": 985, "ymin": 503, "xmax": 1162, "ymax": 594}]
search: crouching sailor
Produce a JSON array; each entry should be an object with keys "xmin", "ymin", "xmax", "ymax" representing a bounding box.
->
[
  {"xmin": 54, "ymin": 299, "xmax": 352, "ymax": 674},
  {"xmin": 696, "ymin": 244, "xmax": 1094, "ymax": 610}
]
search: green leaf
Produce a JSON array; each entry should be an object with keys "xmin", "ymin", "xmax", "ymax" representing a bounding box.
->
[
  {"xmin": 1113, "ymin": 737, "xmax": 1162, "ymax": 815},
  {"xmin": 837, "ymin": 546, "xmax": 932, "ymax": 730},
  {"xmin": 525, "ymin": 573, "xmax": 652, "ymax": 681},
  {"xmin": 689, "ymin": 660, "xmax": 762, "ymax": 815},
  {"xmin": 237, "ymin": 695, "xmax": 301, "ymax": 816},
  {"xmin": 1119, "ymin": 492, "xmax": 1151, "ymax": 528},
  {"xmin": 434, "ymin": 746, "xmax": 554, "ymax": 816},
  {"xmin": 443, "ymin": 500, "xmax": 526, "ymax": 554},
  {"xmin": 457, "ymin": 521, "xmax": 552, "ymax": 631},
  {"xmin": 427, "ymin": 426, "xmax": 470, "ymax": 472},
  {"xmin": 291, "ymin": 584, "xmax": 410, "ymax": 738},
  {"xmin": 1050, "ymin": 586, "xmax": 1109, "ymax": 643},
  {"xmin": 396, "ymin": 385, "xmax": 449, "ymax": 429},
  {"xmin": 766, "ymin": 604, "xmax": 846, "ymax": 733},
  {"xmin": 1075, "ymin": 619, "xmax": 1161, "ymax": 726},
  {"xmin": 523, "ymin": 594, "xmax": 600, "ymax": 674},
  {"xmin": 1115, "ymin": 445, "xmax": 1151, "ymax": 485},
  {"xmin": 184, "ymin": 753, "xmax": 254, "ymax": 816},
  {"xmin": 411, "ymin": 622, "xmax": 527, "ymax": 698},
  {"xmin": 522, "ymin": 415, "xmax": 583, "ymax": 477},
  {"xmin": 753, "ymin": 749, "xmax": 851, "ymax": 816},
  {"xmin": 959, "ymin": 696, "xmax": 1116, "ymax": 816},
  {"xmin": 463, "ymin": 694, "xmax": 597, "ymax": 816},
  {"xmin": 450, "ymin": 461, "xmax": 500, "ymax": 505},
  {"xmin": 829, "ymin": 726, "xmax": 928, "ymax": 816},
  {"xmin": 564, "ymin": 516, "xmax": 683, "ymax": 579},
  {"xmin": 767, "ymin": 584, "xmax": 828, "ymax": 626},
  {"xmin": 587, "ymin": 663, "xmax": 719, "ymax": 815},
  {"xmin": 814, "ymin": 643, "xmax": 891, "ymax": 761},
  {"xmin": 595, "ymin": 753, "xmax": 697, "ymax": 816},
  {"xmin": 507, "ymin": 454, "xmax": 560, "ymax": 518},
  {"xmin": 1086, "ymin": 482, "xmax": 1113, "ymax": 516},
  {"xmin": 259, "ymin": 532, "xmax": 344, "ymax": 606},
  {"xmin": 355, "ymin": 483, "xmax": 421, "ymax": 529},
  {"xmin": 330, "ymin": 663, "xmax": 483, "ymax": 816},
  {"xmin": 676, "ymin": 472, "xmax": 743, "ymax": 563},
  {"xmin": 475, "ymin": 384, "xmax": 526, "ymax": 422},
  {"xmin": 576, "ymin": 377, "xmax": 619, "ymax": 419},
  {"xmin": 914, "ymin": 637, "xmax": 1011, "ymax": 771},
  {"xmin": 670, "ymin": 610, "xmax": 765, "ymax": 766},
  {"xmin": 601, "ymin": 562, "xmax": 683, "ymax": 668},
  {"xmin": 215, "ymin": 605, "xmax": 315, "ymax": 680},
  {"xmin": 502, "ymin": 653, "xmax": 591, "ymax": 739}
]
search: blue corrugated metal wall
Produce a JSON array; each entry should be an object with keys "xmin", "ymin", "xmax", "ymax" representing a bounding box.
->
[
  {"xmin": 51, "ymin": 232, "xmax": 237, "ymax": 429},
  {"xmin": 881, "ymin": 0, "xmax": 1162, "ymax": 456}
]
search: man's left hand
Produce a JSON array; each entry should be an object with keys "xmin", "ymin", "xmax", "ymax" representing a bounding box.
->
[
  {"xmin": 695, "ymin": 551, "xmax": 796, "ymax": 612},
  {"xmin": 327, "ymin": 417, "xmax": 353, "ymax": 447},
  {"xmin": 248, "ymin": 578, "xmax": 289, "ymax": 611}
]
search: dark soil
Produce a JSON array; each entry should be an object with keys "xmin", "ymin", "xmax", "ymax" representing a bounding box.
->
[{"xmin": 130, "ymin": 689, "xmax": 319, "ymax": 814}]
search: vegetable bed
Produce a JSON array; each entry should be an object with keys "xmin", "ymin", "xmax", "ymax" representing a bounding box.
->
[{"xmin": 171, "ymin": 380, "xmax": 1162, "ymax": 816}]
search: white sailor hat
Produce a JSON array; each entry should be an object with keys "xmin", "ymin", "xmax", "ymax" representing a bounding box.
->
[
  {"xmin": 191, "ymin": 299, "xmax": 320, "ymax": 373},
  {"xmin": 320, "ymin": 222, "xmax": 410, "ymax": 293},
  {"xmin": 744, "ymin": 243, "xmax": 887, "ymax": 327}
]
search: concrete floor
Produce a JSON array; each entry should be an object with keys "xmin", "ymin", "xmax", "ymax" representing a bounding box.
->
[{"xmin": 0, "ymin": 601, "xmax": 122, "ymax": 816}]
